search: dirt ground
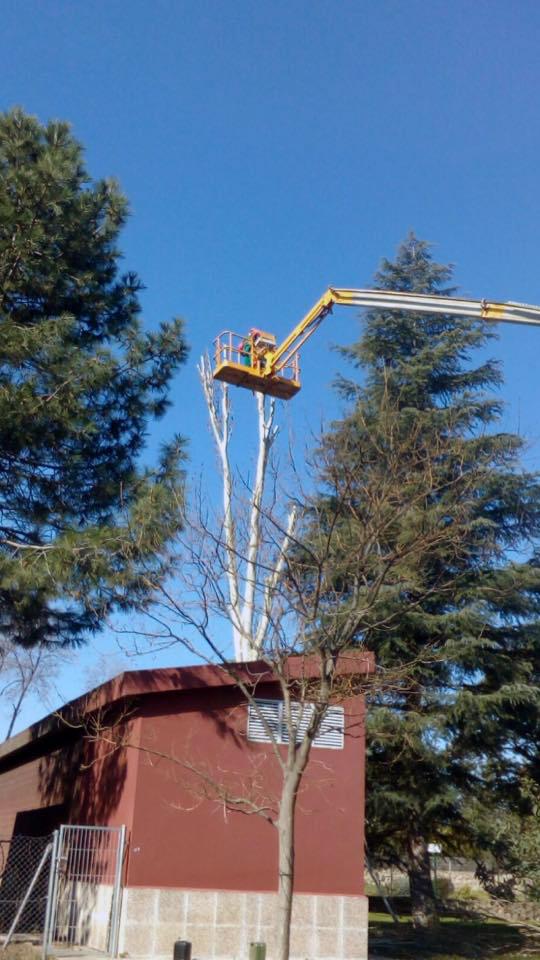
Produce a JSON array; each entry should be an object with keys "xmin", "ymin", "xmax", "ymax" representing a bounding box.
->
[{"xmin": 2, "ymin": 945, "xmax": 42, "ymax": 960}]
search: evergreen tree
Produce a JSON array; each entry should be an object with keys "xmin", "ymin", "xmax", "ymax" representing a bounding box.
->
[
  {"xmin": 0, "ymin": 108, "xmax": 188, "ymax": 648},
  {"xmin": 318, "ymin": 234, "xmax": 540, "ymax": 927}
]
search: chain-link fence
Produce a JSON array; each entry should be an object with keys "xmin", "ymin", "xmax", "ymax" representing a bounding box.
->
[{"xmin": 0, "ymin": 835, "xmax": 52, "ymax": 939}]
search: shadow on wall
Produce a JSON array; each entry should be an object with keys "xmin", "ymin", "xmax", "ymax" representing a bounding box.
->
[
  {"xmin": 115, "ymin": 665, "xmax": 253, "ymax": 748},
  {"xmin": 36, "ymin": 705, "xmax": 131, "ymax": 826}
]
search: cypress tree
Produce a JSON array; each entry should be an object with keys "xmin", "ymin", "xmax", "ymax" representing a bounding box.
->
[
  {"xmin": 318, "ymin": 233, "xmax": 540, "ymax": 927},
  {"xmin": 0, "ymin": 108, "xmax": 188, "ymax": 648}
]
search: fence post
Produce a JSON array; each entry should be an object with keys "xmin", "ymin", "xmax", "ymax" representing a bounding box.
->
[
  {"xmin": 173, "ymin": 941, "xmax": 191, "ymax": 960},
  {"xmin": 249, "ymin": 943, "xmax": 266, "ymax": 960},
  {"xmin": 42, "ymin": 829, "xmax": 60, "ymax": 960},
  {"xmin": 108, "ymin": 825, "xmax": 126, "ymax": 957}
]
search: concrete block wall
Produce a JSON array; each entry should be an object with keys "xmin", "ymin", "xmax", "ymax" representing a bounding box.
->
[{"xmin": 118, "ymin": 888, "xmax": 368, "ymax": 960}]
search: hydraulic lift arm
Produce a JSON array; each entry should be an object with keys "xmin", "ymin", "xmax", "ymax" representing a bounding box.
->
[
  {"xmin": 266, "ymin": 288, "xmax": 540, "ymax": 376},
  {"xmin": 212, "ymin": 287, "xmax": 540, "ymax": 400}
]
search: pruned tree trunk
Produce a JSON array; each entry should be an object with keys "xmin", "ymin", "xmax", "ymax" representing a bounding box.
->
[
  {"xmin": 276, "ymin": 775, "xmax": 298, "ymax": 960},
  {"xmin": 406, "ymin": 832, "xmax": 439, "ymax": 929},
  {"xmin": 275, "ymin": 712, "xmax": 317, "ymax": 960},
  {"xmin": 198, "ymin": 356, "xmax": 296, "ymax": 662}
]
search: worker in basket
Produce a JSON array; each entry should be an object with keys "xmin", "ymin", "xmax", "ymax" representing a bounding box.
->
[{"xmin": 240, "ymin": 328, "xmax": 262, "ymax": 367}]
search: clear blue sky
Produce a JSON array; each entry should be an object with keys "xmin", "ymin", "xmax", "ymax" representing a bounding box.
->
[{"xmin": 2, "ymin": 0, "xmax": 540, "ymax": 731}]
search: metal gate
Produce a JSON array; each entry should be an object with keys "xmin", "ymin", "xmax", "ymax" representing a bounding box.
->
[{"xmin": 43, "ymin": 825, "xmax": 126, "ymax": 958}]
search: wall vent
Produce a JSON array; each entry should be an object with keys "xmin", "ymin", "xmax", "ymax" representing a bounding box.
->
[{"xmin": 247, "ymin": 699, "xmax": 344, "ymax": 749}]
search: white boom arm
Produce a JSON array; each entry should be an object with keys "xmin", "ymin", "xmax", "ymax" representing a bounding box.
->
[{"xmin": 269, "ymin": 288, "xmax": 540, "ymax": 375}]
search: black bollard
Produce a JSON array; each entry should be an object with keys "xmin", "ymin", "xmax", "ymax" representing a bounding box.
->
[
  {"xmin": 173, "ymin": 941, "xmax": 192, "ymax": 960},
  {"xmin": 249, "ymin": 943, "xmax": 266, "ymax": 960}
]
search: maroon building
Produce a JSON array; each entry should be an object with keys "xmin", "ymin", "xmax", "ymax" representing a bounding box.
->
[{"xmin": 0, "ymin": 656, "xmax": 372, "ymax": 960}]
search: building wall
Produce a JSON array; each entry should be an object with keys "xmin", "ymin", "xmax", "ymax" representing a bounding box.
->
[
  {"xmin": 0, "ymin": 717, "xmax": 140, "ymax": 841},
  {"xmin": 0, "ymin": 664, "xmax": 370, "ymax": 959},
  {"xmin": 0, "ymin": 684, "xmax": 366, "ymax": 900},
  {"xmin": 127, "ymin": 686, "xmax": 366, "ymax": 897},
  {"xmin": 0, "ymin": 751, "xmax": 60, "ymax": 839}
]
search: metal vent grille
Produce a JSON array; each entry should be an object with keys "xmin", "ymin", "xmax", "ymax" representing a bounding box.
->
[
  {"xmin": 247, "ymin": 698, "xmax": 282, "ymax": 743},
  {"xmin": 247, "ymin": 699, "xmax": 344, "ymax": 750},
  {"xmin": 314, "ymin": 706, "xmax": 345, "ymax": 749}
]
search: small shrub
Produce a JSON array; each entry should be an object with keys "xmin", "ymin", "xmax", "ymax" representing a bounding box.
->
[
  {"xmin": 453, "ymin": 883, "xmax": 486, "ymax": 900},
  {"xmin": 434, "ymin": 876, "xmax": 454, "ymax": 898},
  {"xmin": 365, "ymin": 881, "xmax": 380, "ymax": 896},
  {"xmin": 386, "ymin": 877, "xmax": 410, "ymax": 896}
]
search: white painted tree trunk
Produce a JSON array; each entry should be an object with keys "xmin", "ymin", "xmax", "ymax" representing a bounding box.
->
[{"xmin": 198, "ymin": 357, "xmax": 296, "ymax": 661}]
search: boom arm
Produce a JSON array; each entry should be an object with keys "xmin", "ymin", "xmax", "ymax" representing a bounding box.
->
[{"xmin": 265, "ymin": 288, "xmax": 540, "ymax": 376}]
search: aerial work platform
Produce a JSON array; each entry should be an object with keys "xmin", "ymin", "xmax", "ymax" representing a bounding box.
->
[
  {"xmin": 212, "ymin": 288, "xmax": 540, "ymax": 401},
  {"xmin": 213, "ymin": 329, "xmax": 301, "ymax": 400}
]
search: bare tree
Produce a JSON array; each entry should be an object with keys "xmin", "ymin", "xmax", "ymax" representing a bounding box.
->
[
  {"xmin": 112, "ymin": 363, "xmax": 483, "ymax": 960},
  {"xmin": 198, "ymin": 355, "xmax": 297, "ymax": 661},
  {"xmin": 0, "ymin": 642, "xmax": 74, "ymax": 740}
]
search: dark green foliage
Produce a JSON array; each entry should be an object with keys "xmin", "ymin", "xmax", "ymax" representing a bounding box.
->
[
  {"xmin": 318, "ymin": 233, "xmax": 540, "ymax": 923},
  {"xmin": 0, "ymin": 108, "xmax": 188, "ymax": 647}
]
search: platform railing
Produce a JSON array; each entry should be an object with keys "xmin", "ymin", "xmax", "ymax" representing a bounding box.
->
[{"xmin": 213, "ymin": 331, "xmax": 300, "ymax": 384}]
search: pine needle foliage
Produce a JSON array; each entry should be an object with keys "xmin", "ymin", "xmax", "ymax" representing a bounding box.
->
[
  {"xmin": 0, "ymin": 108, "xmax": 188, "ymax": 648},
  {"xmin": 318, "ymin": 233, "xmax": 540, "ymax": 926}
]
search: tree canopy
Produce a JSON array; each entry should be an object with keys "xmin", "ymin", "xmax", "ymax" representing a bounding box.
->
[
  {"xmin": 0, "ymin": 108, "xmax": 188, "ymax": 648},
  {"xmin": 317, "ymin": 233, "xmax": 540, "ymax": 926}
]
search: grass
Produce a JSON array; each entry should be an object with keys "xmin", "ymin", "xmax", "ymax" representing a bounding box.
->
[{"xmin": 369, "ymin": 911, "xmax": 540, "ymax": 960}]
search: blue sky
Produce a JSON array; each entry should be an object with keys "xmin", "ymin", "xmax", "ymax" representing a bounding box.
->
[{"xmin": 2, "ymin": 0, "xmax": 540, "ymax": 731}]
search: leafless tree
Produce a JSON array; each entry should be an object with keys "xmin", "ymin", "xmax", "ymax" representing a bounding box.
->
[
  {"xmin": 198, "ymin": 355, "xmax": 297, "ymax": 661},
  {"xmin": 111, "ymin": 363, "xmax": 482, "ymax": 960},
  {"xmin": 0, "ymin": 641, "xmax": 74, "ymax": 740}
]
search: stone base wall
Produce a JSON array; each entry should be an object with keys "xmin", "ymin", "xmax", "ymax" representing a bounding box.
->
[{"xmin": 119, "ymin": 887, "xmax": 368, "ymax": 960}]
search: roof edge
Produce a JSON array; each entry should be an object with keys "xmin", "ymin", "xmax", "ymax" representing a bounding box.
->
[{"xmin": 0, "ymin": 651, "xmax": 374, "ymax": 764}]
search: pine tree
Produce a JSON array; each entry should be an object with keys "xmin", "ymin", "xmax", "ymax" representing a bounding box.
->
[
  {"xmin": 318, "ymin": 234, "xmax": 540, "ymax": 927},
  {"xmin": 0, "ymin": 108, "xmax": 188, "ymax": 648}
]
